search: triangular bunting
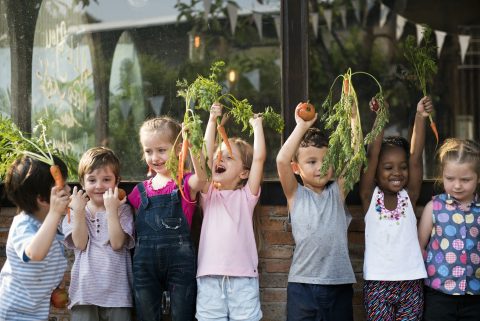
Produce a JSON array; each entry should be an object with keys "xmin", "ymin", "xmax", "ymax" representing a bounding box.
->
[
  {"xmin": 203, "ymin": 0, "xmax": 211, "ymax": 21},
  {"xmin": 416, "ymin": 24, "xmax": 426, "ymax": 45},
  {"xmin": 273, "ymin": 15, "xmax": 281, "ymax": 40},
  {"xmin": 363, "ymin": 0, "xmax": 375, "ymax": 25},
  {"xmin": 323, "ymin": 9, "xmax": 332, "ymax": 32},
  {"xmin": 253, "ymin": 12, "xmax": 263, "ymax": 39},
  {"xmin": 434, "ymin": 30, "xmax": 447, "ymax": 58},
  {"xmin": 352, "ymin": 0, "xmax": 361, "ymax": 22},
  {"xmin": 396, "ymin": 15, "xmax": 407, "ymax": 40},
  {"xmin": 458, "ymin": 34, "xmax": 471, "ymax": 64},
  {"xmin": 310, "ymin": 12, "xmax": 319, "ymax": 38},
  {"xmin": 149, "ymin": 95, "xmax": 164, "ymax": 116},
  {"xmin": 227, "ymin": 3, "xmax": 239, "ymax": 35},
  {"xmin": 340, "ymin": 6, "xmax": 347, "ymax": 29},
  {"xmin": 120, "ymin": 98, "xmax": 131, "ymax": 120},
  {"xmin": 244, "ymin": 69, "xmax": 260, "ymax": 91},
  {"xmin": 379, "ymin": 3, "xmax": 390, "ymax": 28}
]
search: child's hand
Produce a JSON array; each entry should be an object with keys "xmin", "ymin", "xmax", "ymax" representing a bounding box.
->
[
  {"xmin": 294, "ymin": 102, "xmax": 317, "ymax": 127},
  {"xmin": 50, "ymin": 186, "xmax": 71, "ymax": 217},
  {"xmin": 209, "ymin": 103, "xmax": 223, "ymax": 122},
  {"xmin": 69, "ymin": 186, "xmax": 89, "ymax": 214},
  {"xmin": 417, "ymin": 96, "xmax": 434, "ymax": 117},
  {"xmin": 103, "ymin": 187, "xmax": 124, "ymax": 214},
  {"xmin": 249, "ymin": 113, "xmax": 263, "ymax": 129}
]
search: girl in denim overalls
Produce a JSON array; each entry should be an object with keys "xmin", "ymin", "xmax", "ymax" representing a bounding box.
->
[
  {"xmin": 418, "ymin": 138, "xmax": 480, "ymax": 321},
  {"xmin": 128, "ymin": 117, "xmax": 208, "ymax": 321}
]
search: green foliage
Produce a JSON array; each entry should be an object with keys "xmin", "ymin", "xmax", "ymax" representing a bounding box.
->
[
  {"xmin": 403, "ymin": 25, "xmax": 438, "ymax": 96},
  {"xmin": 321, "ymin": 69, "xmax": 389, "ymax": 192},
  {"xmin": 0, "ymin": 116, "xmax": 78, "ymax": 182}
]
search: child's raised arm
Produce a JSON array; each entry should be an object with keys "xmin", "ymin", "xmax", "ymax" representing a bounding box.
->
[
  {"xmin": 408, "ymin": 96, "xmax": 433, "ymax": 206},
  {"xmin": 359, "ymin": 98, "xmax": 385, "ymax": 212},
  {"xmin": 201, "ymin": 103, "xmax": 222, "ymax": 193},
  {"xmin": 418, "ymin": 200, "xmax": 434, "ymax": 253},
  {"xmin": 25, "ymin": 186, "xmax": 70, "ymax": 261},
  {"xmin": 276, "ymin": 104, "xmax": 317, "ymax": 210},
  {"xmin": 69, "ymin": 186, "xmax": 89, "ymax": 251},
  {"xmin": 104, "ymin": 187, "xmax": 128, "ymax": 251},
  {"xmin": 247, "ymin": 115, "xmax": 266, "ymax": 196}
]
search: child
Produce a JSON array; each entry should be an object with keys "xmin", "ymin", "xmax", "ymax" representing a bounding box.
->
[
  {"xmin": 0, "ymin": 156, "xmax": 70, "ymax": 320},
  {"xmin": 418, "ymin": 138, "xmax": 480, "ymax": 320},
  {"xmin": 359, "ymin": 96, "xmax": 434, "ymax": 320},
  {"xmin": 62, "ymin": 146, "xmax": 134, "ymax": 320},
  {"xmin": 195, "ymin": 103, "xmax": 266, "ymax": 321},
  {"xmin": 276, "ymin": 102, "xmax": 360, "ymax": 321},
  {"xmin": 127, "ymin": 117, "xmax": 208, "ymax": 321}
]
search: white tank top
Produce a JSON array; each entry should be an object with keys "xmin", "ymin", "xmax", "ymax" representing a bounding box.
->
[{"xmin": 363, "ymin": 187, "xmax": 427, "ymax": 281}]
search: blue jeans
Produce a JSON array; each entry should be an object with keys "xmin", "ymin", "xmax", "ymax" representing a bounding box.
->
[{"xmin": 287, "ymin": 282, "xmax": 353, "ymax": 321}]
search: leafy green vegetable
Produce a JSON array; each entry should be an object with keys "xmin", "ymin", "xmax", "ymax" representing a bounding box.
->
[{"xmin": 321, "ymin": 69, "xmax": 389, "ymax": 192}]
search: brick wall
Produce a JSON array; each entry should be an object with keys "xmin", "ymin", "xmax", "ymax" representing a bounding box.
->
[{"xmin": 0, "ymin": 202, "xmax": 424, "ymax": 321}]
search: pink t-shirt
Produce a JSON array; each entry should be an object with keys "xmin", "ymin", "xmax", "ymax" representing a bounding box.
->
[
  {"xmin": 127, "ymin": 173, "xmax": 196, "ymax": 227},
  {"xmin": 197, "ymin": 183, "xmax": 260, "ymax": 277}
]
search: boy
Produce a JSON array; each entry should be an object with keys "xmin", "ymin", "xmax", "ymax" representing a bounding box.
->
[
  {"xmin": 276, "ymin": 104, "xmax": 357, "ymax": 321},
  {"xmin": 62, "ymin": 147, "xmax": 134, "ymax": 320},
  {"xmin": 0, "ymin": 156, "xmax": 70, "ymax": 320}
]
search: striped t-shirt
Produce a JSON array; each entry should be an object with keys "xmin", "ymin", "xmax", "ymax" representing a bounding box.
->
[{"xmin": 0, "ymin": 213, "xmax": 67, "ymax": 320}]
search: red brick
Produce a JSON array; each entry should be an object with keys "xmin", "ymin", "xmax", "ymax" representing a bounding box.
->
[
  {"xmin": 259, "ymin": 273, "xmax": 288, "ymax": 288},
  {"xmin": 262, "ymin": 230, "xmax": 294, "ymax": 245},
  {"xmin": 261, "ymin": 302, "xmax": 287, "ymax": 321},
  {"xmin": 261, "ymin": 258, "xmax": 292, "ymax": 273},
  {"xmin": 261, "ymin": 288, "xmax": 287, "ymax": 302},
  {"xmin": 259, "ymin": 245, "xmax": 293, "ymax": 259},
  {"xmin": 260, "ymin": 206, "xmax": 288, "ymax": 218},
  {"xmin": 259, "ymin": 216, "xmax": 287, "ymax": 231}
]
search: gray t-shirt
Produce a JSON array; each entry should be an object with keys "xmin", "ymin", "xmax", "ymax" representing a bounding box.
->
[{"xmin": 288, "ymin": 182, "xmax": 356, "ymax": 284}]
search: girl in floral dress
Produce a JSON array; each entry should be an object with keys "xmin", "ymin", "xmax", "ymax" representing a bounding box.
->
[{"xmin": 359, "ymin": 96, "xmax": 434, "ymax": 320}]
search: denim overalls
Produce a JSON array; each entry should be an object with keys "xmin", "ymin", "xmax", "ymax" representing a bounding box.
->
[{"xmin": 133, "ymin": 182, "xmax": 197, "ymax": 321}]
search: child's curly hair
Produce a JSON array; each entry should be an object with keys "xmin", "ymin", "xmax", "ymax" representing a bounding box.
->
[
  {"xmin": 379, "ymin": 136, "xmax": 410, "ymax": 160},
  {"xmin": 293, "ymin": 128, "xmax": 329, "ymax": 162}
]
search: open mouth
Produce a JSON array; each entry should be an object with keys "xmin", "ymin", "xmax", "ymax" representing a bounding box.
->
[{"xmin": 215, "ymin": 165, "xmax": 226, "ymax": 174}]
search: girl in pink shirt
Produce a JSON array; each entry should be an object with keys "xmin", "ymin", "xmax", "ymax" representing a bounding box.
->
[
  {"xmin": 196, "ymin": 104, "xmax": 266, "ymax": 321},
  {"xmin": 128, "ymin": 117, "xmax": 207, "ymax": 321}
]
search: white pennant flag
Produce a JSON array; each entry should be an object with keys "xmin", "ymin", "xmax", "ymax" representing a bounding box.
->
[
  {"xmin": 244, "ymin": 69, "xmax": 260, "ymax": 91},
  {"xmin": 352, "ymin": 0, "xmax": 361, "ymax": 22},
  {"xmin": 149, "ymin": 96, "xmax": 165, "ymax": 116},
  {"xmin": 396, "ymin": 15, "xmax": 407, "ymax": 40},
  {"xmin": 434, "ymin": 30, "xmax": 447, "ymax": 58},
  {"xmin": 253, "ymin": 12, "xmax": 263, "ymax": 39},
  {"xmin": 203, "ymin": 0, "xmax": 211, "ymax": 21},
  {"xmin": 340, "ymin": 5, "xmax": 347, "ymax": 29},
  {"xmin": 120, "ymin": 98, "xmax": 131, "ymax": 120},
  {"xmin": 363, "ymin": 0, "xmax": 375, "ymax": 24},
  {"xmin": 321, "ymin": 26, "xmax": 332, "ymax": 51},
  {"xmin": 310, "ymin": 12, "xmax": 319, "ymax": 38},
  {"xmin": 273, "ymin": 15, "xmax": 281, "ymax": 40},
  {"xmin": 416, "ymin": 24, "xmax": 426, "ymax": 45},
  {"xmin": 458, "ymin": 34, "xmax": 471, "ymax": 64},
  {"xmin": 323, "ymin": 9, "xmax": 333, "ymax": 32},
  {"xmin": 379, "ymin": 3, "xmax": 390, "ymax": 28},
  {"xmin": 227, "ymin": 3, "xmax": 239, "ymax": 35}
]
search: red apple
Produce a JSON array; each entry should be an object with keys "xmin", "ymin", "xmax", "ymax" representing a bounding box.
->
[{"xmin": 51, "ymin": 288, "xmax": 69, "ymax": 309}]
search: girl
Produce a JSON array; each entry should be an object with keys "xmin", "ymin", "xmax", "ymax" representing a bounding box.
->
[
  {"xmin": 359, "ymin": 96, "xmax": 434, "ymax": 320},
  {"xmin": 418, "ymin": 138, "xmax": 480, "ymax": 320},
  {"xmin": 0, "ymin": 156, "xmax": 70, "ymax": 320},
  {"xmin": 127, "ymin": 117, "xmax": 208, "ymax": 321},
  {"xmin": 195, "ymin": 104, "xmax": 265, "ymax": 321},
  {"xmin": 62, "ymin": 147, "xmax": 134, "ymax": 320}
]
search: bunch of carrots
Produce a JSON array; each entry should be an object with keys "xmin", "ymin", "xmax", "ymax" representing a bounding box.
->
[{"xmin": 403, "ymin": 25, "xmax": 439, "ymax": 146}]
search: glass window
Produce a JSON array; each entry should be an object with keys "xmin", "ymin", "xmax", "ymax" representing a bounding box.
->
[
  {"xmin": 308, "ymin": 0, "xmax": 480, "ymax": 178},
  {"xmin": 0, "ymin": 0, "xmax": 10, "ymax": 118},
  {"xmin": 6, "ymin": 0, "xmax": 281, "ymax": 181}
]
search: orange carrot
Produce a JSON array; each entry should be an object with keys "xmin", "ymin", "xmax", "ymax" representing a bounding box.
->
[
  {"xmin": 176, "ymin": 138, "xmax": 194, "ymax": 203},
  {"xmin": 49, "ymin": 164, "xmax": 70, "ymax": 222},
  {"xmin": 118, "ymin": 188, "xmax": 126, "ymax": 201},
  {"xmin": 343, "ymin": 78, "xmax": 349, "ymax": 95},
  {"xmin": 429, "ymin": 115, "xmax": 439, "ymax": 147},
  {"xmin": 217, "ymin": 125, "xmax": 233, "ymax": 159}
]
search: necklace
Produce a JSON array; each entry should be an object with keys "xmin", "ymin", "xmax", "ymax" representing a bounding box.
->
[{"xmin": 375, "ymin": 189, "xmax": 408, "ymax": 222}]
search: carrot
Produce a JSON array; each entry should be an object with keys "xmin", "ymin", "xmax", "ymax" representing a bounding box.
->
[
  {"xmin": 176, "ymin": 138, "xmax": 194, "ymax": 203},
  {"xmin": 343, "ymin": 77, "xmax": 349, "ymax": 96},
  {"xmin": 217, "ymin": 125, "xmax": 233, "ymax": 159},
  {"xmin": 118, "ymin": 188, "xmax": 126, "ymax": 201},
  {"xmin": 49, "ymin": 164, "xmax": 70, "ymax": 222},
  {"xmin": 428, "ymin": 115, "xmax": 439, "ymax": 147}
]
